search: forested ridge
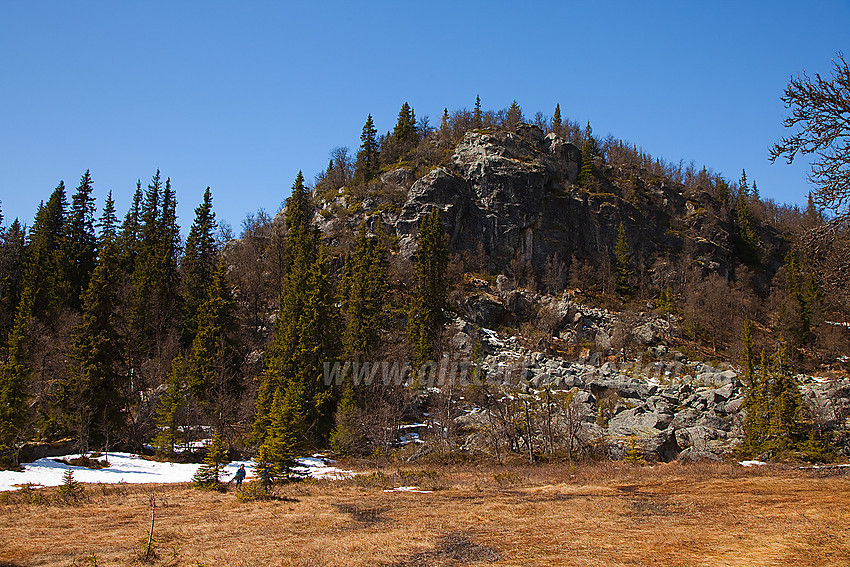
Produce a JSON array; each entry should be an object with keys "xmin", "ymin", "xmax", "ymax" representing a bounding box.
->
[{"xmin": 1, "ymin": 95, "xmax": 848, "ymax": 471}]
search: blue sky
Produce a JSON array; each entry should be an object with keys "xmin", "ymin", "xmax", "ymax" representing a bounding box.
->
[{"xmin": 1, "ymin": 1, "xmax": 848, "ymax": 235}]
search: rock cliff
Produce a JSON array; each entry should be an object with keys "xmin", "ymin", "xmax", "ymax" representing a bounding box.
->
[{"xmin": 316, "ymin": 124, "xmax": 786, "ymax": 282}]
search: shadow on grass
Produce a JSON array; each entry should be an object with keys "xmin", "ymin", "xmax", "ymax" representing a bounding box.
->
[{"xmin": 388, "ymin": 531, "xmax": 500, "ymax": 566}]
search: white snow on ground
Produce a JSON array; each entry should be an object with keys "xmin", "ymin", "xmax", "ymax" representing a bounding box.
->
[
  {"xmin": 383, "ymin": 486, "xmax": 433, "ymax": 493},
  {"xmin": 739, "ymin": 460, "xmax": 768, "ymax": 467},
  {"xmin": 0, "ymin": 453, "xmax": 350, "ymax": 491},
  {"xmin": 292, "ymin": 456, "xmax": 353, "ymax": 480}
]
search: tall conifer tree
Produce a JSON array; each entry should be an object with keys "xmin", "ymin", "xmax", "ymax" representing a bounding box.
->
[
  {"xmin": 343, "ymin": 220, "xmax": 389, "ymax": 359},
  {"xmin": 254, "ymin": 173, "xmax": 340, "ymax": 447},
  {"xmin": 26, "ymin": 183, "xmax": 68, "ymax": 319},
  {"xmin": 578, "ymin": 123, "xmax": 597, "ymax": 187},
  {"xmin": 129, "ymin": 172, "xmax": 182, "ymax": 363},
  {"xmin": 119, "ymin": 181, "xmax": 143, "ymax": 272},
  {"xmin": 63, "ymin": 170, "xmax": 97, "ymax": 311},
  {"xmin": 182, "ymin": 187, "xmax": 218, "ymax": 345},
  {"xmin": 186, "ymin": 258, "xmax": 241, "ymax": 429},
  {"xmin": 61, "ymin": 192, "xmax": 124, "ymax": 451},
  {"xmin": 553, "ymin": 103, "xmax": 562, "ymax": 134},
  {"xmin": 0, "ymin": 219, "xmax": 27, "ymax": 342},
  {"xmin": 614, "ymin": 222, "xmax": 635, "ymax": 296},
  {"xmin": 355, "ymin": 115, "xmax": 379, "ymax": 183},
  {"xmin": 408, "ymin": 209, "xmax": 448, "ymax": 368},
  {"xmin": 0, "ymin": 288, "xmax": 33, "ymax": 465},
  {"xmin": 473, "ymin": 95, "xmax": 482, "ymax": 128}
]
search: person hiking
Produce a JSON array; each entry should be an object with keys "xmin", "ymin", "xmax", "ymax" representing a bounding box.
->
[{"xmin": 232, "ymin": 464, "xmax": 246, "ymax": 487}]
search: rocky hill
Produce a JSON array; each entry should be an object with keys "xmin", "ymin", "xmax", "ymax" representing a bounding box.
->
[
  {"xmin": 314, "ymin": 124, "xmax": 787, "ymax": 281},
  {"xmin": 302, "ymin": 123, "xmax": 847, "ymax": 462}
]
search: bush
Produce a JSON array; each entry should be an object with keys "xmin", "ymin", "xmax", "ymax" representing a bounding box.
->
[
  {"xmin": 57, "ymin": 466, "xmax": 84, "ymax": 502},
  {"xmin": 192, "ymin": 432, "xmax": 229, "ymax": 491},
  {"xmin": 236, "ymin": 480, "xmax": 275, "ymax": 502}
]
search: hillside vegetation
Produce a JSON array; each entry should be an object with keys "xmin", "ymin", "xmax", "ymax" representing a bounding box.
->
[{"xmin": 1, "ymin": 98, "xmax": 848, "ymax": 471}]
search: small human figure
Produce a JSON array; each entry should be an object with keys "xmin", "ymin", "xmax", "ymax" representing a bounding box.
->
[{"xmin": 232, "ymin": 464, "xmax": 246, "ymax": 488}]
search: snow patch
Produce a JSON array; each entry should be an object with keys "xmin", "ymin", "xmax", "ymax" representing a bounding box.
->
[
  {"xmin": 738, "ymin": 460, "xmax": 767, "ymax": 467},
  {"xmin": 292, "ymin": 455, "xmax": 353, "ymax": 480},
  {"xmin": 0, "ymin": 452, "xmax": 351, "ymax": 491},
  {"xmin": 383, "ymin": 486, "xmax": 433, "ymax": 493}
]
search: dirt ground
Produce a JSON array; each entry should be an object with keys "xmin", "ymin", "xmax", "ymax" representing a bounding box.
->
[{"xmin": 1, "ymin": 460, "xmax": 849, "ymax": 567}]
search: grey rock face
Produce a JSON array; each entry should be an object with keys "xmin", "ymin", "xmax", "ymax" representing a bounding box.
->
[{"xmin": 387, "ymin": 127, "xmax": 695, "ymax": 278}]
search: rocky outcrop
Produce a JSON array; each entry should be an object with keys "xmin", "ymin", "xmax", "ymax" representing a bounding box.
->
[
  {"xmin": 305, "ymin": 122, "xmax": 788, "ymax": 287},
  {"xmin": 379, "ymin": 125, "xmax": 783, "ymax": 280},
  {"xmin": 449, "ymin": 316, "xmax": 850, "ymax": 463}
]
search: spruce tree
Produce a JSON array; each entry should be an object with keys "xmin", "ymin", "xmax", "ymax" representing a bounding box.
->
[
  {"xmin": 186, "ymin": 258, "xmax": 241, "ymax": 429},
  {"xmin": 0, "ymin": 219, "xmax": 27, "ymax": 342},
  {"xmin": 119, "ymin": 181, "xmax": 143, "ymax": 272},
  {"xmin": 330, "ymin": 381, "xmax": 368, "ymax": 455},
  {"xmin": 181, "ymin": 187, "xmax": 218, "ymax": 345},
  {"xmin": 1, "ymin": 183, "xmax": 68, "ymax": 461},
  {"xmin": 256, "ymin": 384, "xmax": 306, "ymax": 483},
  {"xmin": 735, "ymin": 169, "xmax": 758, "ymax": 260},
  {"xmin": 25, "ymin": 183, "xmax": 68, "ymax": 319},
  {"xmin": 129, "ymin": 172, "xmax": 182, "ymax": 365},
  {"xmin": 355, "ymin": 114, "xmax": 379, "ymax": 183},
  {"xmin": 192, "ymin": 430, "xmax": 229, "ymax": 490},
  {"xmin": 254, "ymin": 174, "xmax": 340, "ymax": 446},
  {"xmin": 63, "ymin": 170, "xmax": 97, "ymax": 311},
  {"xmin": 473, "ymin": 95, "xmax": 482, "ymax": 128},
  {"xmin": 742, "ymin": 350, "xmax": 770, "ymax": 456},
  {"xmin": 578, "ymin": 123, "xmax": 597, "ymax": 187},
  {"xmin": 0, "ymin": 290, "xmax": 33, "ymax": 466},
  {"xmin": 552, "ymin": 103, "xmax": 562, "ymax": 135},
  {"xmin": 742, "ymin": 337, "xmax": 823, "ymax": 459},
  {"xmin": 780, "ymin": 252, "xmax": 822, "ymax": 351},
  {"xmin": 408, "ymin": 209, "xmax": 448, "ymax": 368},
  {"xmin": 614, "ymin": 222, "xmax": 635, "ymax": 296},
  {"xmin": 153, "ymin": 358, "xmax": 187, "ymax": 454},
  {"xmin": 58, "ymin": 465, "xmax": 84, "ymax": 501},
  {"xmin": 61, "ymin": 192, "xmax": 124, "ymax": 451},
  {"xmin": 343, "ymin": 221, "xmax": 389, "ymax": 359},
  {"xmin": 392, "ymin": 102, "xmax": 416, "ymax": 145},
  {"xmin": 505, "ymin": 100, "xmax": 522, "ymax": 130}
]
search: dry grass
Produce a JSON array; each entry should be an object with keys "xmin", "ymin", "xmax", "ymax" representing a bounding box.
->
[{"xmin": 1, "ymin": 461, "xmax": 849, "ymax": 566}]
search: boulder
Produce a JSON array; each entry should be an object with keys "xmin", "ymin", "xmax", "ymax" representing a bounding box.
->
[
  {"xmin": 585, "ymin": 375, "xmax": 651, "ymax": 400},
  {"xmin": 608, "ymin": 408, "xmax": 672, "ymax": 435},
  {"xmin": 642, "ymin": 429, "xmax": 680, "ymax": 462},
  {"xmin": 670, "ymin": 409, "xmax": 702, "ymax": 429},
  {"xmin": 460, "ymin": 293, "xmax": 509, "ymax": 328},
  {"xmin": 713, "ymin": 383, "xmax": 737, "ymax": 402},
  {"xmin": 698, "ymin": 413, "xmax": 731, "ymax": 432},
  {"xmin": 725, "ymin": 397, "xmax": 744, "ymax": 414},
  {"xmin": 676, "ymin": 425, "xmax": 726, "ymax": 450}
]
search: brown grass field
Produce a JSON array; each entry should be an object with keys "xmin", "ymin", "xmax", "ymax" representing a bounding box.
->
[{"xmin": 1, "ymin": 461, "xmax": 849, "ymax": 567}]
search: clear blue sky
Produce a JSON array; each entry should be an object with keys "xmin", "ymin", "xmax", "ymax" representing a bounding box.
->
[{"xmin": 2, "ymin": 1, "xmax": 848, "ymax": 235}]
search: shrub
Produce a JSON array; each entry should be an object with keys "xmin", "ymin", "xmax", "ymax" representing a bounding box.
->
[
  {"xmin": 192, "ymin": 432, "xmax": 229, "ymax": 491},
  {"xmin": 57, "ymin": 466, "xmax": 84, "ymax": 502}
]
